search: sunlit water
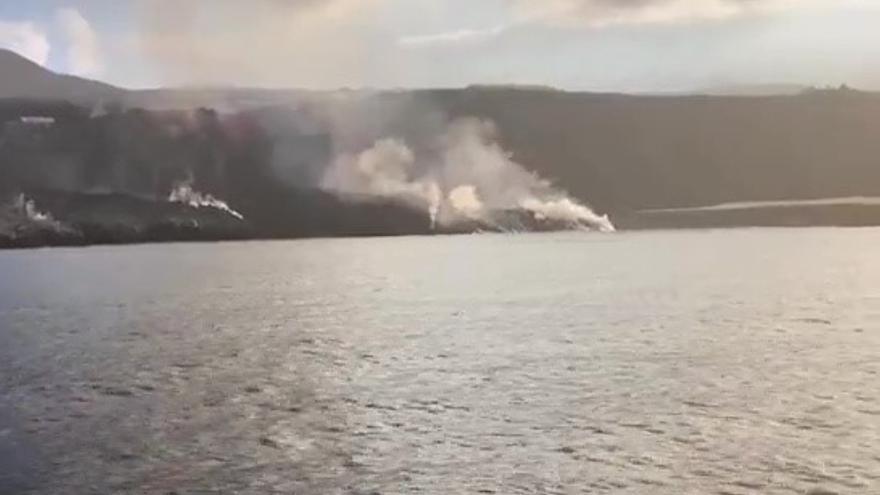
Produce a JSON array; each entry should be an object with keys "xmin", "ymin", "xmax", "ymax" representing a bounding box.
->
[{"xmin": 1, "ymin": 230, "xmax": 879, "ymax": 494}]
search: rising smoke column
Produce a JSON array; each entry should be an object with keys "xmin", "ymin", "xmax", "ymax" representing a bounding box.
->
[
  {"xmin": 322, "ymin": 137, "xmax": 443, "ymax": 227},
  {"xmin": 321, "ymin": 117, "xmax": 614, "ymax": 232}
]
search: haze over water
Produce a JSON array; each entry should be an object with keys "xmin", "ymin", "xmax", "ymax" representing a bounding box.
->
[{"xmin": 1, "ymin": 229, "xmax": 879, "ymax": 494}]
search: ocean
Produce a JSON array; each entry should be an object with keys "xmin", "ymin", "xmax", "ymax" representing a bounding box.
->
[{"xmin": 1, "ymin": 229, "xmax": 878, "ymax": 494}]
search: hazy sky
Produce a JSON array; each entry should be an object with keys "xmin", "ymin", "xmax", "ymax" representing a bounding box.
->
[{"xmin": 1, "ymin": 0, "xmax": 879, "ymax": 92}]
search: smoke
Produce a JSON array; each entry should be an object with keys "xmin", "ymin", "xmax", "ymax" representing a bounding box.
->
[
  {"xmin": 520, "ymin": 197, "xmax": 614, "ymax": 232},
  {"xmin": 11, "ymin": 193, "xmax": 62, "ymax": 230},
  {"xmin": 321, "ymin": 116, "xmax": 614, "ymax": 231},
  {"xmin": 322, "ymin": 137, "xmax": 443, "ymax": 227},
  {"xmin": 168, "ymin": 182, "xmax": 244, "ymax": 220},
  {"xmin": 448, "ymin": 185, "xmax": 484, "ymax": 218},
  {"xmin": 0, "ymin": 20, "xmax": 49, "ymax": 66},
  {"xmin": 56, "ymin": 7, "xmax": 104, "ymax": 77}
]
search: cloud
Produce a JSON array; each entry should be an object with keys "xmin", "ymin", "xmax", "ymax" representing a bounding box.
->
[
  {"xmin": 130, "ymin": 0, "xmax": 386, "ymax": 87},
  {"xmin": 399, "ymin": 25, "xmax": 506, "ymax": 48},
  {"xmin": 510, "ymin": 0, "xmax": 806, "ymax": 27},
  {"xmin": 66, "ymin": 0, "xmax": 878, "ymax": 91},
  {"xmin": 56, "ymin": 8, "xmax": 103, "ymax": 76},
  {"xmin": 0, "ymin": 20, "xmax": 50, "ymax": 65}
]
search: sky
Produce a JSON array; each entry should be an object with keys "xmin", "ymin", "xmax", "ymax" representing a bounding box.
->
[{"xmin": 1, "ymin": 0, "xmax": 879, "ymax": 92}]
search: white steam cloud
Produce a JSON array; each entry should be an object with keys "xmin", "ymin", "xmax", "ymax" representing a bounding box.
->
[
  {"xmin": 12, "ymin": 193, "xmax": 62, "ymax": 230},
  {"xmin": 168, "ymin": 182, "xmax": 244, "ymax": 220},
  {"xmin": 0, "ymin": 20, "xmax": 50, "ymax": 65},
  {"xmin": 322, "ymin": 137, "xmax": 443, "ymax": 227},
  {"xmin": 56, "ymin": 8, "xmax": 104, "ymax": 77},
  {"xmin": 448, "ymin": 185, "xmax": 484, "ymax": 218},
  {"xmin": 322, "ymin": 117, "xmax": 614, "ymax": 232}
]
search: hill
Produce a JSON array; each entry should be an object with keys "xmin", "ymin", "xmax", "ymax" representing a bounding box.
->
[
  {"xmin": 5, "ymin": 49, "xmax": 880, "ymax": 244},
  {"xmin": 409, "ymin": 87, "xmax": 880, "ymax": 212},
  {"xmin": 0, "ymin": 49, "xmax": 122, "ymax": 102}
]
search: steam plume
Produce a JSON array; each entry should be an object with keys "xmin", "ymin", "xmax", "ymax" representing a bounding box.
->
[
  {"xmin": 168, "ymin": 182, "xmax": 244, "ymax": 220},
  {"xmin": 520, "ymin": 197, "xmax": 614, "ymax": 232},
  {"xmin": 321, "ymin": 117, "xmax": 614, "ymax": 232},
  {"xmin": 14, "ymin": 193, "xmax": 61, "ymax": 229},
  {"xmin": 448, "ymin": 185, "xmax": 484, "ymax": 218},
  {"xmin": 322, "ymin": 138, "xmax": 443, "ymax": 227}
]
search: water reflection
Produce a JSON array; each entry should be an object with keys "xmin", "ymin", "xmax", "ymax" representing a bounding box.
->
[{"xmin": 1, "ymin": 230, "xmax": 879, "ymax": 493}]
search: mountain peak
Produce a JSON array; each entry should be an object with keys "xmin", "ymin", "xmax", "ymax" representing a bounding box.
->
[
  {"xmin": 0, "ymin": 48, "xmax": 49, "ymax": 73},
  {"xmin": 0, "ymin": 48, "xmax": 121, "ymax": 102}
]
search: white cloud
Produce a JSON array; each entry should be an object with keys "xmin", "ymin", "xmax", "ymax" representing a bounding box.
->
[
  {"xmin": 130, "ymin": 0, "xmax": 388, "ymax": 87},
  {"xmin": 511, "ymin": 0, "xmax": 812, "ymax": 27},
  {"xmin": 0, "ymin": 20, "xmax": 50, "ymax": 65},
  {"xmin": 69, "ymin": 0, "xmax": 880, "ymax": 91},
  {"xmin": 399, "ymin": 25, "xmax": 506, "ymax": 48},
  {"xmin": 56, "ymin": 8, "xmax": 103, "ymax": 77}
]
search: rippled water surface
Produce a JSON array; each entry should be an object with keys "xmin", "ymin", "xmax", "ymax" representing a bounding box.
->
[{"xmin": 1, "ymin": 230, "xmax": 879, "ymax": 494}]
